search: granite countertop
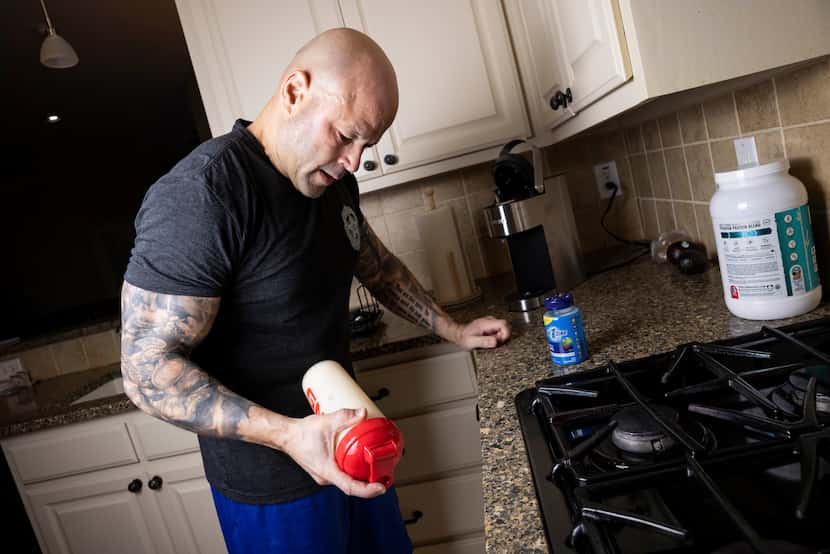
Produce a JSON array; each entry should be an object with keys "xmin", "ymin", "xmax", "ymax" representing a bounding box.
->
[{"xmin": 4, "ymin": 258, "xmax": 830, "ymax": 552}]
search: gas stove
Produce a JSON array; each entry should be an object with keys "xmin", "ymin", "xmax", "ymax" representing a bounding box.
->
[{"xmin": 515, "ymin": 317, "xmax": 830, "ymax": 554}]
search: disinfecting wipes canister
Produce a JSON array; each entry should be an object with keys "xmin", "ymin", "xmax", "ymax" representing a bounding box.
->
[{"xmin": 710, "ymin": 159, "xmax": 821, "ymax": 320}]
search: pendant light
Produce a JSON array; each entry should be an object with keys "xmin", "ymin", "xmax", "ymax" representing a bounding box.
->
[{"xmin": 39, "ymin": 0, "xmax": 78, "ymax": 69}]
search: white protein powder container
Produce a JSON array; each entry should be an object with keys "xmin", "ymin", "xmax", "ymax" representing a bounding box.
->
[{"xmin": 710, "ymin": 159, "xmax": 821, "ymax": 320}]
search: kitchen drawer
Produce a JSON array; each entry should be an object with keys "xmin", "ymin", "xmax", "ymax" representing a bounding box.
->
[
  {"xmin": 395, "ymin": 402, "xmax": 481, "ymax": 484},
  {"xmin": 4, "ymin": 419, "xmax": 138, "ymax": 484},
  {"xmin": 397, "ymin": 471, "xmax": 483, "ymax": 546},
  {"xmin": 356, "ymin": 351, "xmax": 476, "ymax": 418},
  {"xmin": 414, "ymin": 535, "xmax": 484, "ymax": 554},
  {"xmin": 128, "ymin": 411, "xmax": 200, "ymax": 460}
]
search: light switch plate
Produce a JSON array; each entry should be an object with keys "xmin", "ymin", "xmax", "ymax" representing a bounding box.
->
[{"xmin": 594, "ymin": 161, "xmax": 621, "ymax": 199}]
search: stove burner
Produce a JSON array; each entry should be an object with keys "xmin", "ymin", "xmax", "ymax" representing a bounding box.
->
[
  {"xmin": 611, "ymin": 405, "xmax": 679, "ymax": 454},
  {"xmin": 789, "ymin": 367, "xmax": 830, "ymax": 414},
  {"xmin": 710, "ymin": 540, "xmax": 816, "ymax": 554}
]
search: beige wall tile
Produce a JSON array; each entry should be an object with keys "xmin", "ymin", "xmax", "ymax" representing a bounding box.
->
[
  {"xmin": 397, "ymin": 250, "xmax": 433, "ymax": 290},
  {"xmin": 659, "ymin": 114, "xmax": 681, "ymax": 147},
  {"xmin": 735, "ymin": 80, "xmax": 779, "ymax": 132},
  {"xmin": 642, "ymin": 120, "xmax": 662, "ymax": 151},
  {"xmin": 381, "ymin": 183, "xmax": 423, "ymax": 214},
  {"xmin": 574, "ymin": 208, "xmax": 607, "ymax": 253},
  {"xmin": 754, "ymin": 131, "xmax": 786, "ymax": 163},
  {"xmin": 367, "ymin": 216, "xmax": 391, "ymax": 247},
  {"xmin": 51, "ymin": 339, "xmax": 89, "ymax": 375},
  {"xmin": 776, "ymin": 57, "xmax": 830, "ymax": 126},
  {"xmin": 604, "ymin": 183, "xmax": 644, "ymax": 240},
  {"xmin": 460, "ymin": 163, "xmax": 494, "ymax": 194},
  {"xmin": 640, "ymin": 199, "xmax": 659, "ymax": 239},
  {"xmin": 617, "ymin": 157, "xmax": 637, "ymax": 198},
  {"xmin": 81, "ymin": 331, "xmax": 119, "ymax": 369},
  {"xmin": 664, "ymin": 147, "xmax": 692, "ymax": 201},
  {"xmin": 694, "ymin": 204, "xmax": 717, "ymax": 259},
  {"xmin": 679, "ymin": 105, "xmax": 707, "ymax": 144},
  {"xmin": 624, "ymin": 126, "xmax": 644, "ymax": 154},
  {"xmin": 655, "ymin": 201, "xmax": 676, "ymax": 233},
  {"xmin": 386, "ymin": 207, "xmax": 424, "ymax": 253},
  {"xmin": 647, "ymin": 151, "xmax": 671, "ymax": 199},
  {"xmin": 360, "ymin": 191, "xmax": 383, "ymax": 217},
  {"xmin": 568, "ymin": 167, "xmax": 600, "ymax": 210},
  {"xmin": 685, "ymin": 143, "xmax": 716, "ymax": 202},
  {"xmin": 673, "ymin": 202, "xmax": 699, "ymax": 239},
  {"xmin": 589, "ymin": 131, "xmax": 628, "ymax": 162},
  {"xmin": 703, "ymin": 93, "xmax": 739, "ymax": 139},
  {"xmin": 420, "ymin": 171, "xmax": 464, "ymax": 204},
  {"xmin": 785, "ymin": 122, "xmax": 830, "ymax": 212},
  {"xmin": 19, "ymin": 346, "xmax": 58, "ymax": 383},
  {"xmin": 711, "ymin": 139, "xmax": 738, "ymax": 173},
  {"xmin": 630, "ymin": 154, "xmax": 653, "ymax": 198},
  {"xmin": 479, "ymin": 237, "xmax": 512, "ymax": 276}
]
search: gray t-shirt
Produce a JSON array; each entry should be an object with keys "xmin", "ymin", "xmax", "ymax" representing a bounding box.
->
[{"xmin": 125, "ymin": 119, "xmax": 363, "ymax": 503}]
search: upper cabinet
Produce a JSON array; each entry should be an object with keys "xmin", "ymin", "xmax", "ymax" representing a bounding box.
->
[
  {"xmin": 507, "ymin": 0, "xmax": 830, "ymax": 145},
  {"xmin": 175, "ymin": 0, "xmax": 529, "ymax": 190},
  {"xmin": 339, "ymin": 0, "xmax": 529, "ymax": 176}
]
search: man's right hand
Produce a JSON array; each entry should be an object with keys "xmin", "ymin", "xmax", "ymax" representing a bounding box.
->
[{"xmin": 281, "ymin": 407, "xmax": 387, "ymax": 499}]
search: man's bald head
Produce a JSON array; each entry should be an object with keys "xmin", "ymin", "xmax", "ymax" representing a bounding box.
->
[{"xmin": 249, "ymin": 28, "xmax": 399, "ymax": 197}]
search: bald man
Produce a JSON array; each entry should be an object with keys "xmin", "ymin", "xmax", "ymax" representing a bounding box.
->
[{"xmin": 121, "ymin": 28, "xmax": 509, "ymax": 553}]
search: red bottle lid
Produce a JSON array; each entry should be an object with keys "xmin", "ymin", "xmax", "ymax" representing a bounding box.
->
[{"xmin": 335, "ymin": 417, "xmax": 404, "ymax": 488}]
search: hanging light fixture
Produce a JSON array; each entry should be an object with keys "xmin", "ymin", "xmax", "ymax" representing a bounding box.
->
[{"xmin": 39, "ymin": 0, "xmax": 78, "ymax": 69}]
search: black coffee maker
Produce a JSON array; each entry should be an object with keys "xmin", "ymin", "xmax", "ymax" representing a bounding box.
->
[{"xmin": 483, "ymin": 140, "xmax": 585, "ymax": 311}]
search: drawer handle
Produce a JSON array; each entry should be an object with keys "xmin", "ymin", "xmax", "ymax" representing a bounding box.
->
[
  {"xmin": 127, "ymin": 479, "xmax": 142, "ymax": 493},
  {"xmin": 403, "ymin": 510, "xmax": 423, "ymax": 526},
  {"xmin": 370, "ymin": 387, "xmax": 390, "ymax": 401},
  {"xmin": 148, "ymin": 475, "xmax": 163, "ymax": 491}
]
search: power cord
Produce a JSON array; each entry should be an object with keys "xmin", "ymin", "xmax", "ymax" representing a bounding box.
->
[{"xmin": 600, "ymin": 182, "xmax": 650, "ymax": 247}]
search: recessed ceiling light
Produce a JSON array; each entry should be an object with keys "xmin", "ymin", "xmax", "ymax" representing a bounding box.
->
[{"xmin": 47, "ymin": 113, "xmax": 61, "ymax": 123}]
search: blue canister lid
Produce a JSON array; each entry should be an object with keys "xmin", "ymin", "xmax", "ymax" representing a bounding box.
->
[{"xmin": 544, "ymin": 292, "xmax": 573, "ymax": 311}]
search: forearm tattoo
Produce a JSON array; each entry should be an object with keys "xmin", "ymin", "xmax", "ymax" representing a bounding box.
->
[
  {"xmin": 120, "ymin": 282, "xmax": 260, "ymax": 440},
  {"xmin": 354, "ymin": 220, "xmax": 448, "ymax": 333}
]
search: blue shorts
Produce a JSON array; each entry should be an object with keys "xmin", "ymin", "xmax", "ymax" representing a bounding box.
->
[{"xmin": 211, "ymin": 486, "xmax": 413, "ymax": 554}]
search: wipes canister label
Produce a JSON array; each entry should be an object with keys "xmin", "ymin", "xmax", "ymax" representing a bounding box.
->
[
  {"xmin": 714, "ymin": 203, "xmax": 819, "ymax": 299},
  {"xmin": 543, "ymin": 311, "xmax": 588, "ymax": 366}
]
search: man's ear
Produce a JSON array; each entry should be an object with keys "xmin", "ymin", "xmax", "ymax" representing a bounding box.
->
[{"xmin": 280, "ymin": 70, "xmax": 310, "ymax": 115}]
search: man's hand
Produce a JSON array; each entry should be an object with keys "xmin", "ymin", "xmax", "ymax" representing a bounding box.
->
[
  {"xmin": 449, "ymin": 316, "xmax": 511, "ymax": 351},
  {"xmin": 282, "ymin": 408, "xmax": 387, "ymax": 499}
]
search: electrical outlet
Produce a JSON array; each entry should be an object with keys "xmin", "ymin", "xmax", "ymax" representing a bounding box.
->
[
  {"xmin": 734, "ymin": 137, "xmax": 759, "ymax": 168},
  {"xmin": 594, "ymin": 161, "xmax": 621, "ymax": 200}
]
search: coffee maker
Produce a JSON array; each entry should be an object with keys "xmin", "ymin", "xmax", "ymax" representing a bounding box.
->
[{"xmin": 483, "ymin": 140, "xmax": 585, "ymax": 311}]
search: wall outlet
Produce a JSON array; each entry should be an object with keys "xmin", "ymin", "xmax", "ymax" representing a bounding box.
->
[
  {"xmin": 734, "ymin": 136, "xmax": 759, "ymax": 168},
  {"xmin": 594, "ymin": 161, "xmax": 621, "ymax": 200},
  {"xmin": 0, "ymin": 358, "xmax": 24, "ymax": 379}
]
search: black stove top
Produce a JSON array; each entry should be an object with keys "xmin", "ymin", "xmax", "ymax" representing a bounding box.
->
[{"xmin": 516, "ymin": 317, "xmax": 830, "ymax": 554}]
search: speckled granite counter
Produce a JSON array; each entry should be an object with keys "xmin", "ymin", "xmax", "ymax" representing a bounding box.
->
[{"xmin": 475, "ymin": 260, "xmax": 830, "ymax": 553}]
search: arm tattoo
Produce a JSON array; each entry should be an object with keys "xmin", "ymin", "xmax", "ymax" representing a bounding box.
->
[
  {"xmin": 120, "ymin": 281, "xmax": 263, "ymax": 441},
  {"xmin": 354, "ymin": 220, "xmax": 450, "ymax": 333}
]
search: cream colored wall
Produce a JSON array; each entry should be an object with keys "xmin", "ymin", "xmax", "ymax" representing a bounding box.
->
[{"xmin": 553, "ymin": 56, "xmax": 830, "ymax": 264}]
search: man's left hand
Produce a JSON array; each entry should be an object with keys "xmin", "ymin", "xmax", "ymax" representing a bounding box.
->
[{"xmin": 451, "ymin": 316, "xmax": 510, "ymax": 350}]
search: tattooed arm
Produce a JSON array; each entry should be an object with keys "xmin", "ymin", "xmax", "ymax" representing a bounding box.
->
[
  {"xmin": 120, "ymin": 281, "xmax": 385, "ymax": 498},
  {"xmin": 354, "ymin": 220, "xmax": 510, "ymax": 350}
]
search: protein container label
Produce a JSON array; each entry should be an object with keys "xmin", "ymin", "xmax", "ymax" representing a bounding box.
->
[{"xmin": 714, "ymin": 204, "xmax": 819, "ymax": 299}]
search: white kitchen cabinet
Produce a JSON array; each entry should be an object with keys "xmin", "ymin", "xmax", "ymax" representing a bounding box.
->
[
  {"xmin": 339, "ymin": 0, "xmax": 529, "ymax": 175},
  {"xmin": 175, "ymin": 0, "xmax": 528, "ymax": 192},
  {"xmin": 507, "ymin": 0, "xmax": 830, "ymax": 144},
  {"xmin": 24, "ymin": 464, "xmax": 173, "ymax": 554}
]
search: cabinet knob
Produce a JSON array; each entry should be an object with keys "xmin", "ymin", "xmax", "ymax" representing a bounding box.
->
[
  {"xmin": 127, "ymin": 479, "xmax": 142, "ymax": 493},
  {"xmin": 369, "ymin": 387, "xmax": 390, "ymax": 401},
  {"xmin": 550, "ymin": 88, "xmax": 574, "ymax": 111},
  {"xmin": 148, "ymin": 475, "xmax": 163, "ymax": 490},
  {"xmin": 403, "ymin": 510, "xmax": 423, "ymax": 525},
  {"xmin": 363, "ymin": 160, "xmax": 377, "ymax": 172},
  {"xmin": 383, "ymin": 154, "xmax": 398, "ymax": 166}
]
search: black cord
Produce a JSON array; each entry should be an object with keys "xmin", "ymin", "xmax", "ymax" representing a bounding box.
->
[{"xmin": 600, "ymin": 183, "xmax": 650, "ymax": 247}]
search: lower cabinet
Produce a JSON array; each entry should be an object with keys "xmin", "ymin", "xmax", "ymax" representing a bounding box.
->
[{"xmin": 3, "ymin": 346, "xmax": 484, "ymax": 553}]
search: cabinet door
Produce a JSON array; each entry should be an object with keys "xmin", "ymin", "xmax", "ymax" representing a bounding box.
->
[
  {"xmin": 174, "ymin": 0, "xmax": 343, "ymax": 137},
  {"xmin": 26, "ymin": 465, "xmax": 173, "ymax": 554},
  {"xmin": 548, "ymin": 0, "xmax": 631, "ymax": 113},
  {"xmin": 503, "ymin": 0, "xmax": 575, "ymax": 133},
  {"xmin": 340, "ymin": 0, "xmax": 530, "ymax": 173},
  {"xmin": 146, "ymin": 454, "xmax": 226, "ymax": 554}
]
